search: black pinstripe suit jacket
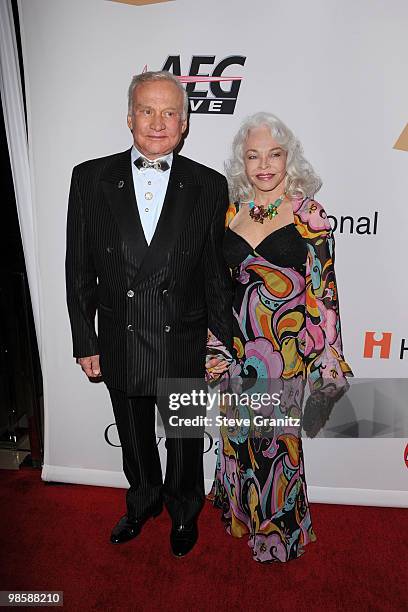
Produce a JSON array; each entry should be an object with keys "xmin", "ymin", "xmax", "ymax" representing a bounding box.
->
[{"xmin": 65, "ymin": 147, "xmax": 233, "ymax": 395}]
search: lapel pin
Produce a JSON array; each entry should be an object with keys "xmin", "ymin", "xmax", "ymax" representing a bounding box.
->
[
  {"xmin": 118, "ymin": 180, "xmax": 124, "ymax": 189},
  {"xmin": 179, "ymin": 182, "xmax": 184, "ymax": 189}
]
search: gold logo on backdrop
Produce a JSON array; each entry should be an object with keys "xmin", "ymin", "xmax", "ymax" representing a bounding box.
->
[
  {"xmin": 393, "ymin": 123, "xmax": 408, "ymax": 152},
  {"xmin": 108, "ymin": 0, "xmax": 173, "ymax": 5}
]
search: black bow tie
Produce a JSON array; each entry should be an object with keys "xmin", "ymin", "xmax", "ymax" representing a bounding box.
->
[{"xmin": 134, "ymin": 156, "xmax": 170, "ymax": 172}]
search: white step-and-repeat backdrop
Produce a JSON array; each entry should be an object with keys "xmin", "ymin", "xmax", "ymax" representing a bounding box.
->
[{"xmin": 18, "ymin": 0, "xmax": 408, "ymax": 505}]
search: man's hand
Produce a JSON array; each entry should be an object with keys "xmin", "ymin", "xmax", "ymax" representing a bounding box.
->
[{"xmin": 76, "ymin": 354, "xmax": 101, "ymax": 378}]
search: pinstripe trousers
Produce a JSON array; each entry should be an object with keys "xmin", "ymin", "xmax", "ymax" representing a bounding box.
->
[{"xmin": 108, "ymin": 388, "xmax": 205, "ymax": 526}]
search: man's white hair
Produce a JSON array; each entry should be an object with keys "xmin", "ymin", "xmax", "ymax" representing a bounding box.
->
[{"xmin": 127, "ymin": 70, "xmax": 189, "ymax": 120}]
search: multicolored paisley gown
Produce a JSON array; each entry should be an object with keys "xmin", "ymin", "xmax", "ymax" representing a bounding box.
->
[{"xmin": 210, "ymin": 196, "xmax": 353, "ymax": 563}]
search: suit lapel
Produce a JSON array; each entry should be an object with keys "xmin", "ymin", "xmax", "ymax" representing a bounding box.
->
[
  {"xmin": 101, "ymin": 148, "xmax": 148, "ymax": 266},
  {"xmin": 135, "ymin": 154, "xmax": 201, "ymax": 282}
]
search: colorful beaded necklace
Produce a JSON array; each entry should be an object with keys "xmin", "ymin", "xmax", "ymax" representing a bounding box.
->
[{"xmin": 248, "ymin": 195, "xmax": 285, "ymax": 223}]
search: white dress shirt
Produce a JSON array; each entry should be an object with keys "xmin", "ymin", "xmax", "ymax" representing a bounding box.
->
[{"xmin": 131, "ymin": 146, "xmax": 173, "ymax": 245}]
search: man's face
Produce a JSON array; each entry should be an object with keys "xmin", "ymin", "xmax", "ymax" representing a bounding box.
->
[{"xmin": 127, "ymin": 80, "xmax": 187, "ymax": 159}]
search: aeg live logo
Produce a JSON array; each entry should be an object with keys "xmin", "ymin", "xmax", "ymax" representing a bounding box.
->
[{"xmin": 162, "ymin": 55, "xmax": 246, "ymax": 114}]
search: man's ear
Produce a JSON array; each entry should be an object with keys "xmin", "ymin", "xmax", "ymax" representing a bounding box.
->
[
  {"xmin": 181, "ymin": 117, "xmax": 188, "ymax": 134},
  {"xmin": 127, "ymin": 115, "xmax": 133, "ymax": 132}
]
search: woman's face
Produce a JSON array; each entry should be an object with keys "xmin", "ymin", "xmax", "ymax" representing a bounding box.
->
[{"xmin": 243, "ymin": 125, "xmax": 287, "ymax": 197}]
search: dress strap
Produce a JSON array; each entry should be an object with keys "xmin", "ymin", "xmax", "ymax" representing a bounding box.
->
[
  {"xmin": 292, "ymin": 195, "xmax": 309, "ymax": 228},
  {"xmin": 225, "ymin": 201, "xmax": 239, "ymax": 229}
]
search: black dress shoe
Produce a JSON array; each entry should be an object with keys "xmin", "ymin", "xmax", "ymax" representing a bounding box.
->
[
  {"xmin": 110, "ymin": 504, "xmax": 162, "ymax": 544},
  {"xmin": 170, "ymin": 520, "xmax": 198, "ymax": 557}
]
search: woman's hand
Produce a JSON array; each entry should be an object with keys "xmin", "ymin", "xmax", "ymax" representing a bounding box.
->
[{"xmin": 205, "ymin": 356, "xmax": 230, "ymax": 380}]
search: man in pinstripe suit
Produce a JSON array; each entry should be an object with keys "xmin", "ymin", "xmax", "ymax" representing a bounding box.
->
[{"xmin": 65, "ymin": 71, "xmax": 232, "ymax": 557}]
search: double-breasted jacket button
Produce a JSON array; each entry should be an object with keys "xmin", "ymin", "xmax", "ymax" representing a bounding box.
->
[
  {"xmin": 106, "ymin": 246, "xmax": 114, "ymax": 253},
  {"xmin": 127, "ymin": 290, "xmax": 134, "ymax": 298},
  {"xmin": 164, "ymin": 325, "xmax": 171, "ymax": 333},
  {"xmin": 162, "ymin": 289, "xmax": 168, "ymax": 296},
  {"xmin": 127, "ymin": 324, "xmax": 134, "ymax": 332}
]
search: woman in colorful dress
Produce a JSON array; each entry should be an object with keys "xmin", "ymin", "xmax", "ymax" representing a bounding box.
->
[{"xmin": 208, "ymin": 112, "xmax": 353, "ymax": 563}]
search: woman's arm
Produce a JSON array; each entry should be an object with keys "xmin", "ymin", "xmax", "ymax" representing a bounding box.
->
[{"xmin": 300, "ymin": 198, "xmax": 353, "ymax": 398}]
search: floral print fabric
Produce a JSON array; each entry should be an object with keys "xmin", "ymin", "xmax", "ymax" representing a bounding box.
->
[{"xmin": 210, "ymin": 197, "xmax": 353, "ymax": 563}]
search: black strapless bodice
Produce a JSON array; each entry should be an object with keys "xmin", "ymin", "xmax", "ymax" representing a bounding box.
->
[{"xmin": 223, "ymin": 223, "xmax": 308, "ymax": 274}]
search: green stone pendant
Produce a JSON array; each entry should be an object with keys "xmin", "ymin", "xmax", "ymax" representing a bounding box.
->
[
  {"xmin": 267, "ymin": 204, "xmax": 279, "ymax": 219},
  {"xmin": 267, "ymin": 195, "xmax": 284, "ymax": 219}
]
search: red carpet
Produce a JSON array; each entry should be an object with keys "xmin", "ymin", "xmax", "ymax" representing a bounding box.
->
[{"xmin": 0, "ymin": 468, "xmax": 406, "ymax": 611}]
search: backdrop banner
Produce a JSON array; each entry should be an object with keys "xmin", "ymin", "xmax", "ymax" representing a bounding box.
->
[{"xmin": 17, "ymin": 0, "xmax": 408, "ymax": 506}]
